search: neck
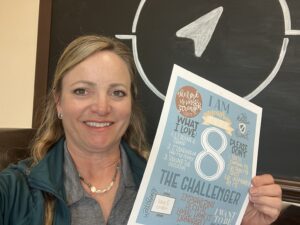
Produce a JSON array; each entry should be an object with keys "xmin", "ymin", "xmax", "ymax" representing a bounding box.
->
[
  {"xmin": 68, "ymin": 139, "xmax": 120, "ymax": 159},
  {"xmin": 66, "ymin": 142, "xmax": 121, "ymax": 179}
]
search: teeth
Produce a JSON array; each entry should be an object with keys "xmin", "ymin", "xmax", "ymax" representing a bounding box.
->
[{"xmin": 85, "ymin": 121, "xmax": 111, "ymax": 128}]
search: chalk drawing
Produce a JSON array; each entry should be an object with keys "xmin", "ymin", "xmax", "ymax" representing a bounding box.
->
[{"xmin": 116, "ymin": 0, "xmax": 300, "ymax": 100}]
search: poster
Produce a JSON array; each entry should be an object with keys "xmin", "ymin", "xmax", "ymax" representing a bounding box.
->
[{"xmin": 128, "ymin": 64, "xmax": 262, "ymax": 225}]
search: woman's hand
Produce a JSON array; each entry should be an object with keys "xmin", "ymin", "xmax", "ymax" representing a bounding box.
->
[{"xmin": 242, "ymin": 174, "xmax": 282, "ymax": 225}]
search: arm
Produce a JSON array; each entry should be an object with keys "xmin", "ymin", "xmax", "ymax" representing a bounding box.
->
[{"xmin": 242, "ymin": 174, "xmax": 282, "ymax": 225}]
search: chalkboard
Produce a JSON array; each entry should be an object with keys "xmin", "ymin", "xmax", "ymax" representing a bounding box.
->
[{"xmin": 47, "ymin": 0, "xmax": 300, "ymax": 195}]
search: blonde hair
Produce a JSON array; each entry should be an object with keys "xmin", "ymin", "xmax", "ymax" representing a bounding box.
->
[{"xmin": 31, "ymin": 35, "xmax": 149, "ymax": 225}]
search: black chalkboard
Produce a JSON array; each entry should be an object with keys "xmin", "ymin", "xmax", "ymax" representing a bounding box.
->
[{"xmin": 48, "ymin": 0, "xmax": 300, "ymax": 184}]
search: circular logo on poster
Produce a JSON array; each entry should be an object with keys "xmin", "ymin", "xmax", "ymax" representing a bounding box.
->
[
  {"xmin": 176, "ymin": 86, "xmax": 202, "ymax": 118},
  {"xmin": 116, "ymin": 0, "xmax": 300, "ymax": 100}
]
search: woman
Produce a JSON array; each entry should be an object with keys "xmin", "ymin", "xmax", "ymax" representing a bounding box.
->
[{"xmin": 0, "ymin": 35, "xmax": 282, "ymax": 225}]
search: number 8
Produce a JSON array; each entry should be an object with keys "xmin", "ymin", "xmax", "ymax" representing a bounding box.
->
[{"xmin": 195, "ymin": 127, "xmax": 227, "ymax": 181}]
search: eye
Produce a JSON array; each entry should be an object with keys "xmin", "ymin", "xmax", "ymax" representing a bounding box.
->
[
  {"xmin": 112, "ymin": 90, "xmax": 126, "ymax": 97},
  {"xmin": 73, "ymin": 88, "xmax": 88, "ymax": 96}
]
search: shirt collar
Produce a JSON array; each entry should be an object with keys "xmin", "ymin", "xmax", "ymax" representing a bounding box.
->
[
  {"xmin": 63, "ymin": 141, "xmax": 85, "ymax": 205},
  {"xmin": 26, "ymin": 138, "xmax": 66, "ymax": 199}
]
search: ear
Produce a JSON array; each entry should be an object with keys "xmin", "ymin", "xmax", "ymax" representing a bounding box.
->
[{"xmin": 54, "ymin": 93, "xmax": 62, "ymax": 114}]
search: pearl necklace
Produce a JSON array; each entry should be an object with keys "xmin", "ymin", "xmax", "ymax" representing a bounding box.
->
[{"xmin": 79, "ymin": 163, "xmax": 120, "ymax": 194}]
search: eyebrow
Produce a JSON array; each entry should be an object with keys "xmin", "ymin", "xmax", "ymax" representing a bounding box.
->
[
  {"xmin": 70, "ymin": 80, "xmax": 96, "ymax": 87},
  {"xmin": 70, "ymin": 80, "xmax": 129, "ymax": 89}
]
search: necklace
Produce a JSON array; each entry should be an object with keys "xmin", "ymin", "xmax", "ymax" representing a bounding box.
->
[{"xmin": 79, "ymin": 163, "xmax": 120, "ymax": 194}]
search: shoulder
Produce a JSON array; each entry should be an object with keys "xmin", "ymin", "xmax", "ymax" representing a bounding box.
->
[
  {"xmin": 0, "ymin": 161, "xmax": 33, "ymax": 223},
  {"xmin": 0, "ymin": 157, "xmax": 31, "ymax": 184},
  {"xmin": 0, "ymin": 159, "xmax": 31, "ymax": 198},
  {"xmin": 0, "ymin": 159, "xmax": 47, "ymax": 224}
]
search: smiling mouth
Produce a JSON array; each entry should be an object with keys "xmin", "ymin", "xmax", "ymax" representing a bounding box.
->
[{"xmin": 84, "ymin": 121, "xmax": 113, "ymax": 128}]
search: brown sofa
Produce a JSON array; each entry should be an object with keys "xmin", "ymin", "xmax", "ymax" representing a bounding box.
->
[{"xmin": 0, "ymin": 129, "xmax": 35, "ymax": 171}]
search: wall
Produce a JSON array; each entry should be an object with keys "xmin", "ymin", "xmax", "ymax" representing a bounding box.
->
[{"xmin": 0, "ymin": 0, "xmax": 40, "ymax": 128}]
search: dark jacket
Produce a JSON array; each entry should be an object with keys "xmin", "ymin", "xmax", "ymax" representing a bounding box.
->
[{"xmin": 0, "ymin": 138, "xmax": 146, "ymax": 225}]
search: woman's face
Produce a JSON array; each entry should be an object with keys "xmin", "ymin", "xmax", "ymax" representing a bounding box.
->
[{"xmin": 56, "ymin": 50, "xmax": 132, "ymax": 154}]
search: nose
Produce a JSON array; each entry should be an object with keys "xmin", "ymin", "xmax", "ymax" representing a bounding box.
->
[{"xmin": 91, "ymin": 93, "xmax": 111, "ymax": 116}]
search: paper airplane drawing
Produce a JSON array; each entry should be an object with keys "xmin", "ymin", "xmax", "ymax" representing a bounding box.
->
[{"xmin": 176, "ymin": 6, "xmax": 223, "ymax": 57}]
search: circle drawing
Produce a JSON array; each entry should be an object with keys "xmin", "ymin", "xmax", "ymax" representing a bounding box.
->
[{"xmin": 116, "ymin": 0, "xmax": 300, "ymax": 100}]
